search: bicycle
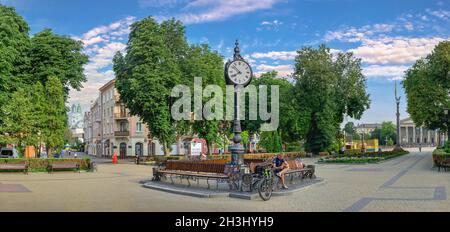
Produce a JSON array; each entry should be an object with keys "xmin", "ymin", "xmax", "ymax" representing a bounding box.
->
[
  {"xmin": 241, "ymin": 163, "xmax": 276, "ymax": 201},
  {"xmin": 257, "ymin": 164, "xmax": 276, "ymax": 201}
]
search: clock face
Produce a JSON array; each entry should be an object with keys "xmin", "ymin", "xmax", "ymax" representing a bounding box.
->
[{"xmin": 227, "ymin": 60, "xmax": 252, "ymax": 86}]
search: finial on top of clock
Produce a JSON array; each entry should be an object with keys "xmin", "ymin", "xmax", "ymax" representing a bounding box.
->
[{"xmin": 234, "ymin": 39, "xmax": 242, "ymax": 60}]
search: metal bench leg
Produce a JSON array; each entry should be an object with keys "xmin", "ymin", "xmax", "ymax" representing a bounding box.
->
[
  {"xmin": 216, "ymin": 179, "xmax": 219, "ymax": 190},
  {"xmin": 187, "ymin": 177, "xmax": 191, "ymax": 187},
  {"xmin": 207, "ymin": 178, "xmax": 210, "ymax": 189},
  {"xmin": 169, "ymin": 175, "xmax": 174, "ymax": 184}
]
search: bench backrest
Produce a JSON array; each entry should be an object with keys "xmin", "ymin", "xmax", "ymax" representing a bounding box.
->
[
  {"xmin": 287, "ymin": 160, "xmax": 303, "ymax": 169},
  {"xmin": 51, "ymin": 162, "xmax": 78, "ymax": 167},
  {"xmin": 166, "ymin": 161, "xmax": 225, "ymax": 174}
]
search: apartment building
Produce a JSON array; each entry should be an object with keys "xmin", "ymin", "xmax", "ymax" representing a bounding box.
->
[{"xmin": 84, "ymin": 79, "xmax": 164, "ymax": 158}]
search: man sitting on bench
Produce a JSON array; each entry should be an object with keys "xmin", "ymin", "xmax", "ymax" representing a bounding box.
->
[{"xmin": 273, "ymin": 154, "xmax": 290, "ymax": 189}]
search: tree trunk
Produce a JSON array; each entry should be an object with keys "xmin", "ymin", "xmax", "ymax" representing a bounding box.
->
[
  {"xmin": 47, "ymin": 147, "xmax": 53, "ymax": 158},
  {"xmin": 163, "ymin": 142, "xmax": 170, "ymax": 156},
  {"xmin": 206, "ymin": 141, "xmax": 212, "ymax": 156}
]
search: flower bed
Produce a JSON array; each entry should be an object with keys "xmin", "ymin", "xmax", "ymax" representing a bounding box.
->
[
  {"xmin": 0, "ymin": 158, "xmax": 91, "ymax": 172},
  {"xmin": 318, "ymin": 150, "xmax": 409, "ymax": 164}
]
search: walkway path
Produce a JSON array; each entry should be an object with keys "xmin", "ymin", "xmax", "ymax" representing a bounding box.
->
[{"xmin": 0, "ymin": 148, "xmax": 449, "ymax": 212}]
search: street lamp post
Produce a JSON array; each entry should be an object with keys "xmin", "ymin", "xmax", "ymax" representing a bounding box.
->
[
  {"xmin": 394, "ymin": 81, "xmax": 402, "ymax": 151},
  {"xmin": 361, "ymin": 124, "xmax": 366, "ymax": 153}
]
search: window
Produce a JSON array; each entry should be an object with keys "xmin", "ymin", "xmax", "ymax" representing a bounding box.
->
[
  {"xmin": 136, "ymin": 122, "xmax": 142, "ymax": 133},
  {"xmin": 120, "ymin": 122, "xmax": 128, "ymax": 131}
]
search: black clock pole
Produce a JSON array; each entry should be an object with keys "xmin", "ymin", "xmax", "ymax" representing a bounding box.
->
[{"xmin": 230, "ymin": 40, "xmax": 245, "ymax": 166}]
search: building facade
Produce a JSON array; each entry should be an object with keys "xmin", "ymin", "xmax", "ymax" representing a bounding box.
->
[
  {"xmin": 68, "ymin": 103, "xmax": 84, "ymax": 142},
  {"xmin": 355, "ymin": 123, "xmax": 382, "ymax": 134},
  {"xmin": 84, "ymin": 79, "xmax": 164, "ymax": 158},
  {"xmin": 399, "ymin": 117, "xmax": 443, "ymax": 146}
]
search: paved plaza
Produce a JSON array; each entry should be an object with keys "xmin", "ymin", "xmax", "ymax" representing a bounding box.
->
[{"xmin": 1, "ymin": 148, "xmax": 449, "ymax": 212}]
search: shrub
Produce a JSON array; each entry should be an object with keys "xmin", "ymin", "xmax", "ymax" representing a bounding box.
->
[
  {"xmin": 433, "ymin": 149, "xmax": 450, "ymax": 157},
  {"xmin": 318, "ymin": 150, "xmax": 409, "ymax": 164},
  {"xmin": 0, "ymin": 158, "xmax": 91, "ymax": 172}
]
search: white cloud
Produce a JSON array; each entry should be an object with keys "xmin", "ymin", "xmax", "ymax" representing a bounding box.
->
[
  {"xmin": 80, "ymin": 16, "xmax": 135, "ymax": 45},
  {"xmin": 138, "ymin": 0, "xmax": 185, "ymax": 8},
  {"xmin": 255, "ymin": 64, "xmax": 293, "ymax": 78},
  {"xmin": 69, "ymin": 16, "xmax": 135, "ymax": 111},
  {"xmin": 404, "ymin": 22, "xmax": 414, "ymax": 31},
  {"xmin": 166, "ymin": 0, "xmax": 282, "ymax": 24},
  {"xmin": 325, "ymin": 23, "xmax": 395, "ymax": 42},
  {"xmin": 426, "ymin": 9, "xmax": 450, "ymax": 21},
  {"xmin": 83, "ymin": 36, "xmax": 107, "ymax": 47},
  {"xmin": 362, "ymin": 65, "xmax": 410, "ymax": 80},
  {"xmin": 349, "ymin": 36, "xmax": 447, "ymax": 65},
  {"xmin": 251, "ymin": 49, "xmax": 341, "ymax": 61},
  {"xmin": 258, "ymin": 20, "xmax": 283, "ymax": 31},
  {"xmin": 251, "ymin": 51, "xmax": 297, "ymax": 60}
]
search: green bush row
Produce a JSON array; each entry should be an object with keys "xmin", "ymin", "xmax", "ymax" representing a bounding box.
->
[
  {"xmin": 0, "ymin": 158, "xmax": 91, "ymax": 172},
  {"xmin": 432, "ymin": 149, "xmax": 450, "ymax": 157},
  {"xmin": 318, "ymin": 150, "xmax": 409, "ymax": 164},
  {"xmin": 336, "ymin": 150, "xmax": 409, "ymax": 158}
]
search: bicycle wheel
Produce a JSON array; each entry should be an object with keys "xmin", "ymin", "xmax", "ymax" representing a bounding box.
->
[{"xmin": 258, "ymin": 178, "xmax": 273, "ymax": 201}]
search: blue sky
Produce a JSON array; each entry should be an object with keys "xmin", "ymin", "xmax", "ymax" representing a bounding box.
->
[{"xmin": 1, "ymin": 0, "xmax": 449, "ymax": 125}]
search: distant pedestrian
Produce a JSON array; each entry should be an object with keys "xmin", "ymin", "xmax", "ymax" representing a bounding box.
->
[
  {"xmin": 419, "ymin": 144, "xmax": 422, "ymax": 152},
  {"xmin": 135, "ymin": 154, "xmax": 140, "ymax": 165}
]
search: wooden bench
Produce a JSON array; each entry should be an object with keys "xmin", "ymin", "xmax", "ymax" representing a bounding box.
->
[
  {"xmin": 434, "ymin": 155, "xmax": 450, "ymax": 172},
  {"xmin": 0, "ymin": 162, "xmax": 28, "ymax": 174},
  {"xmin": 249, "ymin": 160, "xmax": 316, "ymax": 182},
  {"xmin": 284, "ymin": 160, "xmax": 316, "ymax": 182},
  {"xmin": 152, "ymin": 161, "xmax": 237, "ymax": 189},
  {"xmin": 48, "ymin": 162, "xmax": 80, "ymax": 173}
]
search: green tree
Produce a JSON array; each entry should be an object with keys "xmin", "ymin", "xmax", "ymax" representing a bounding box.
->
[
  {"xmin": 43, "ymin": 77, "xmax": 67, "ymax": 157},
  {"xmin": 184, "ymin": 44, "xmax": 224, "ymax": 155},
  {"xmin": 293, "ymin": 45, "xmax": 370, "ymax": 154},
  {"xmin": 0, "ymin": 5, "xmax": 31, "ymax": 128},
  {"xmin": 380, "ymin": 121, "xmax": 396, "ymax": 145},
  {"xmin": 344, "ymin": 122, "xmax": 355, "ymax": 135},
  {"xmin": 30, "ymin": 82, "xmax": 47, "ymax": 146},
  {"xmin": 0, "ymin": 5, "xmax": 85, "ymax": 153},
  {"xmin": 343, "ymin": 122, "xmax": 361, "ymax": 141},
  {"xmin": 0, "ymin": 88, "xmax": 34, "ymax": 152},
  {"xmin": 403, "ymin": 41, "xmax": 450, "ymax": 131},
  {"xmin": 114, "ymin": 17, "xmax": 186, "ymax": 155},
  {"xmin": 259, "ymin": 130, "xmax": 283, "ymax": 153},
  {"xmin": 27, "ymin": 29, "xmax": 89, "ymax": 99},
  {"xmin": 249, "ymin": 71, "xmax": 301, "ymax": 144}
]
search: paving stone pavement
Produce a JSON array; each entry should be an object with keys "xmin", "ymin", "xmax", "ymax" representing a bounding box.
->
[{"xmin": 0, "ymin": 148, "xmax": 449, "ymax": 212}]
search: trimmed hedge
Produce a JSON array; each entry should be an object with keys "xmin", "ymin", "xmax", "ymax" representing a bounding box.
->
[
  {"xmin": 0, "ymin": 158, "xmax": 91, "ymax": 172},
  {"xmin": 318, "ymin": 150, "xmax": 409, "ymax": 164},
  {"xmin": 433, "ymin": 149, "xmax": 450, "ymax": 157}
]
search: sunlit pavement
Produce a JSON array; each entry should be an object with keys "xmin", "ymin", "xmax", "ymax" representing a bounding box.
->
[{"xmin": 1, "ymin": 147, "xmax": 449, "ymax": 212}]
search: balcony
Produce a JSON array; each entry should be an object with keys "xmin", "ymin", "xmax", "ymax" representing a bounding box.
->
[
  {"xmin": 114, "ymin": 131, "xmax": 130, "ymax": 137},
  {"xmin": 114, "ymin": 113, "xmax": 129, "ymax": 120}
]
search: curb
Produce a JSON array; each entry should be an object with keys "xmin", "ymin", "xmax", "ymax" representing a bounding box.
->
[
  {"xmin": 143, "ymin": 178, "xmax": 324, "ymax": 200},
  {"xmin": 142, "ymin": 182, "xmax": 230, "ymax": 198}
]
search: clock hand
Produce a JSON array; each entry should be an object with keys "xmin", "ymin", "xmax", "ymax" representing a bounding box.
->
[{"xmin": 232, "ymin": 66, "xmax": 241, "ymax": 74}]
